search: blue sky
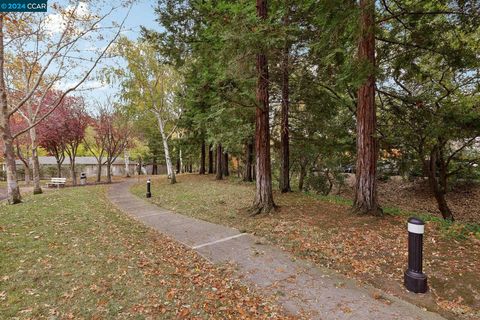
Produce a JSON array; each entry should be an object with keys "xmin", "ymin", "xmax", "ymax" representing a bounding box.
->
[
  {"xmin": 41, "ymin": 0, "xmax": 163, "ymax": 108},
  {"xmin": 120, "ymin": 0, "xmax": 159, "ymax": 40},
  {"xmin": 86, "ymin": 0, "xmax": 162, "ymax": 106}
]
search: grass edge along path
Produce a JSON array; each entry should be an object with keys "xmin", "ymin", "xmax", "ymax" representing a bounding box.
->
[
  {"xmin": 0, "ymin": 184, "xmax": 290, "ymax": 319},
  {"xmin": 131, "ymin": 174, "xmax": 480, "ymax": 320}
]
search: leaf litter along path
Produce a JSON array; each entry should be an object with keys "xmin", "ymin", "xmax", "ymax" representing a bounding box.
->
[
  {"xmin": 131, "ymin": 175, "xmax": 480, "ymax": 320},
  {"xmin": 110, "ymin": 179, "xmax": 444, "ymax": 320}
]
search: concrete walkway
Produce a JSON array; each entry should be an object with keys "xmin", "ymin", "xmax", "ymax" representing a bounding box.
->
[{"xmin": 108, "ymin": 180, "xmax": 445, "ymax": 320}]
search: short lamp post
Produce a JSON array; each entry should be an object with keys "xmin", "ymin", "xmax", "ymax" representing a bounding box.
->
[
  {"xmin": 404, "ymin": 217, "xmax": 428, "ymax": 293},
  {"xmin": 146, "ymin": 178, "xmax": 152, "ymax": 198}
]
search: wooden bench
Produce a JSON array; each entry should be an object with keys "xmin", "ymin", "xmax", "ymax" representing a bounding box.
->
[{"xmin": 46, "ymin": 177, "xmax": 67, "ymax": 188}]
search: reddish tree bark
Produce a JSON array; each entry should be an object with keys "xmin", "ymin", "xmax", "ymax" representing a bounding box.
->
[
  {"xmin": 353, "ymin": 0, "xmax": 382, "ymax": 216},
  {"xmin": 216, "ymin": 144, "xmax": 223, "ymax": 180},
  {"xmin": 252, "ymin": 0, "xmax": 275, "ymax": 214},
  {"xmin": 199, "ymin": 140, "xmax": 206, "ymax": 174}
]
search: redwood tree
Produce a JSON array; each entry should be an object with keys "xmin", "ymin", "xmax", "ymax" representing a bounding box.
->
[
  {"xmin": 353, "ymin": 0, "xmax": 382, "ymax": 216},
  {"xmin": 252, "ymin": 0, "xmax": 275, "ymax": 214}
]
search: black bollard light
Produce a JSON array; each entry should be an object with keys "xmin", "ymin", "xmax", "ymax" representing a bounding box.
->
[
  {"xmin": 146, "ymin": 178, "xmax": 152, "ymax": 198},
  {"xmin": 404, "ymin": 217, "xmax": 428, "ymax": 293}
]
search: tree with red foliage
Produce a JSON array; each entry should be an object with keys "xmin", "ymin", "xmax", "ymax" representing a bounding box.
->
[
  {"xmin": 38, "ymin": 95, "xmax": 88, "ymax": 183},
  {"xmin": 95, "ymin": 106, "xmax": 131, "ymax": 184},
  {"xmin": 18, "ymin": 90, "xmax": 66, "ymax": 193},
  {"xmin": 36, "ymin": 96, "xmax": 73, "ymax": 178},
  {"xmin": 60, "ymin": 97, "xmax": 89, "ymax": 185}
]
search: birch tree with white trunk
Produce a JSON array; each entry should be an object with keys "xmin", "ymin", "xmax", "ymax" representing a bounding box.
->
[{"xmin": 112, "ymin": 38, "xmax": 182, "ymax": 184}]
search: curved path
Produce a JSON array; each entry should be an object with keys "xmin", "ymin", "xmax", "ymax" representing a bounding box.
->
[{"xmin": 108, "ymin": 180, "xmax": 444, "ymax": 320}]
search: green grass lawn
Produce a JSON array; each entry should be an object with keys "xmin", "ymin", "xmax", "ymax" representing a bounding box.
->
[
  {"xmin": 132, "ymin": 174, "xmax": 480, "ymax": 320},
  {"xmin": 0, "ymin": 185, "xmax": 287, "ymax": 319}
]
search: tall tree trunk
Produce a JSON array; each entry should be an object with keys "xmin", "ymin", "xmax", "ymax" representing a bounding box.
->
[
  {"xmin": 0, "ymin": 16, "xmax": 21, "ymax": 204},
  {"xmin": 156, "ymin": 113, "xmax": 176, "ymax": 184},
  {"xmin": 216, "ymin": 144, "xmax": 223, "ymax": 180},
  {"xmin": 96, "ymin": 160, "xmax": 102, "ymax": 182},
  {"xmin": 200, "ymin": 140, "xmax": 206, "ymax": 174},
  {"xmin": 223, "ymin": 152, "xmax": 229, "ymax": 177},
  {"xmin": 24, "ymin": 165, "xmax": 31, "ymax": 185},
  {"xmin": 29, "ymin": 127, "xmax": 42, "ymax": 194},
  {"xmin": 107, "ymin": 161, "xmax": 112, "ymax": 184},
  {"xmin": 15, "ymin": 142, "xmax": 30, "ymax": 185},
  {"xmin": 151, "ymin": 156, "xmax": 157, "ymax": 175},
  {"xmin": 54, "ymin": 151, "xmax": 65, "ymax": 178},
  {"xmin": 137, "ymin": 157, "xmax": 143, "ymax": 175},
  {"xmin": 427, "ymin": 146, "xmax": 454, "ymax": 221},
  {"xmin": 179, "ymin": 149, "xmax": 183, "ymax": 173},
  {"xmin": 208, "ymin": 144, "xmax": 213, "ymax": 174},
  {"xmin": 244, "ymin": 141, "xmax": 253, "ymax": 182},
  {"xmin": 213, "ymin": 146, "xmax": 217, "ymax": 174},
  {"xmin": 69, "ymin": 156, "xmax": 77, "ymax": 186},
  {"xmin": 70, "ymin": 158, "xmax": 77, "ymax": 186},
  {"xmin": 176, "ymin": 157, "xmax": 180, "ymax": 174},
  {"xmin": 279, "ymin": 10, "xmax": 291, "ymax": 193},
  {"xmin": 252, "ymin": 0, "xmax": 275, "ymax": 214},
  {"xmin": 3, "ymin": 136, "xmax": 21, "ymax": 203},
  {"xmin": 353, "ymin": 0, "xmax": 382, "ymax": 216},
  {"xmin": 124, "ymin": 150, "xmax": 130, "ymax": 177}
]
